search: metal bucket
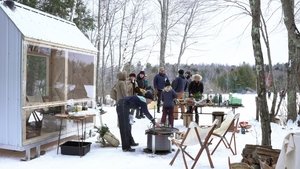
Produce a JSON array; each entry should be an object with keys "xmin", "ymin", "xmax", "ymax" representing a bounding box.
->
[{"xmin": 145, "ymin": 127, "xmax": 178, "ymax": 152}]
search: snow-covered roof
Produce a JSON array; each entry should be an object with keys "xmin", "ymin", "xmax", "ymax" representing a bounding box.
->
[{"xmin": 0, "ymin": 1, "xmax": 97, "ymax": 53}]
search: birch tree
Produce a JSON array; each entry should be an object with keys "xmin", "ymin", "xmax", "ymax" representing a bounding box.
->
[
  {"xmin": 96, "ymin": 0, "xmax": 120, "ymax": 103},
  {"xmin": 118, "ymin": 0, "xmax": 147, "ymax": 72},
  {"xmin": 249, "ymin": 0, "xmax": 271, "ymax": 146},
  {"xmin": 158, "ymin": 0, "xmax": 169, "ymax": 67}
]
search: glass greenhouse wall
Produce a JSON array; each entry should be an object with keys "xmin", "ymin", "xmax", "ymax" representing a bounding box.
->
[{"xmin": 23, "ymin": 42, "xmax": 95, "ymax": 142}]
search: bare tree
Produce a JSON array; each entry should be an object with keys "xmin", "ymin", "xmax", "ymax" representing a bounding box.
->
[
  {"xmin": 174, "ymin": 0, "xmax": 219, "ymax": 71},
  {"xmin": 118, "ymin": 0, "xmax": 128, "ymax": 71},
  {"xmin": 158, "ymin": 0, "xmax": 169, "ymax": 67},
  {"xmin": 117, "ymin": 0, "xmax": 149, "ymax": 72},
  {"xmin": 223, "ymin": 0, "xmax": 282, "ymax": 122},
  {"xmin": 96, "ymin": 0, "xmax": 120, "ymax": 103},
  {"xmin": 69, "ymin": 0, "xmax": 77, "ymax": 21},
  {"xmin": 280, "ymin": 0, "xmax": 300, "ymax": 121},
  {"xmin": 96, "ymin": 0, "xmax": 102, "ymax": 103},
  {"xmin": 249, "ymin": 0, "xmax": 271, "ymax": 146},
  {"xmin": 259, "ymin": 3, "xmax": 280, "ymax": 122},
  {"xmin": 175, "ymin": 0, "xmax": 199, "ymax": 71}
]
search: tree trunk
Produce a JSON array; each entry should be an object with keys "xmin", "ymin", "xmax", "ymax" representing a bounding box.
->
[
  {"xmin": 249, "ymin": 0, "xmax": 271, "ymax": 146},
  {"xmin": 118, "ymin": 0, "xmax": 127, "ymax": 71},
  {"xmin": 159, "ymin": 0, "xmax": 169, "ymax": 67},
  {"xmin": 96, "ymin": 0, "xmax": 102, "ymax": 103},
  {"xmin": 70, "ymin": 0, "xmax": 77, "ymax": 22},
  {"xmin": 260, "ymin": 11, "xmax": 278, "ymax": 121},
  {"xmin": 280, "ymin": 0, "xmax": 300, "ymax": 121},
  {"xmin": 287, "ymin": 36, "xmax": 297, "ymax": 121}
]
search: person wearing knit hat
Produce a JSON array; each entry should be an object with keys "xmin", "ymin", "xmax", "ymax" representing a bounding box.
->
[
  {"xmin": 136, "ymin": 70, "xmax": 148, "ymax": 118},
  {"xmin": 165, "ymin": 79, "xmax": 171, "ymax": 86},
  {"xmin": 161, "ymin": 79, "xmax": 177, "ymax": 127},
  {"xmin": 116, "ymin": 92, "xmax": 159, "ymax": 152},
  {"xmin": 187, "ymin": 73, "xmax": 204, "ymax": 125},
  {"xmin": 144, "ymin": 91, "xmax": 154, "ymax": 100},
  {"xmin": 127, "ymin": 72, "xmax": 140, "ymax": 120},
  {"xmin": 139, "ymin": 71, "xmax": 145, "ymax": 75},
  {"xmin": 178, "ymin": 69, "xmax": 184, "ymax": 75},
  {"xmin": 129, "ymin": 73, "xmax": 136, "ymax": 77},
  {"xmin": 172, "ymin": 69, "xmax": 188, "ymax": 120},
  {"xmin": 137, "ymin": 70, "xmax": 147, "ymax": 90}
]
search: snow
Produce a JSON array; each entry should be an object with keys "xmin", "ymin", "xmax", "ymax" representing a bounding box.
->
[{"xmin": 1, "ymin": 93, "xmax": 299, "ymax": 169}]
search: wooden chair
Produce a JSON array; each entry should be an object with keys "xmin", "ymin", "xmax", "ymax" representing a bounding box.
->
[
  {"xmin": 169, "ymin": 119, "xmax": 219, "ymax": 169},
  {"xmin": 210, "ymin": 113, "xmax": 240, "ymax": 155}
]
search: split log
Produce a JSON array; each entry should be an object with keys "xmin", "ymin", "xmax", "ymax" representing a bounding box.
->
[{"xmin": 241, "ymin": 144, "xmax": 280, "ymax": 169}]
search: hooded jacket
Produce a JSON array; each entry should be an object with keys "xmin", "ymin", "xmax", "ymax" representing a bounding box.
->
[
  {"xmin": 116, "ymin": 71, "xmax": 128, "ymax": 101},
  {"xmin": 162, "ymin": 86, "xmax": 177, "ymax": 108}
]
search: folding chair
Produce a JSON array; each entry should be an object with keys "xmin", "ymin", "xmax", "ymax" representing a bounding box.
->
[
  {"xmin": 169, "ymin": 119, "xmax": 219, "ymax": 169},
  {"xmin": 210, "ymin": 113, "xmax": 240, "ymax": 155}
]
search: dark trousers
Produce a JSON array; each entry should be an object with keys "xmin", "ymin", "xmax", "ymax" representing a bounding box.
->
[
  {"xmin": 156, "ymin": 89, "xmax": 162, "ymax": 112},
  {"xmin": 161, "ymin": 106, "xmax": 174, "ymax": 127},
  {"xmin": 187, "ymin": 106, "xmax": 199, "ymax": 124},
  {"xmin": 116, "ymin": 99, "xmax": 135, "ymax": 150}
]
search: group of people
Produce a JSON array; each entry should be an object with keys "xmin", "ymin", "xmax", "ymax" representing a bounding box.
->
[
  {"xmin": 113, "ymin": 67, "xmax": 204, "ymax": 153},
  {"xmin": 153, "ymin": 67, "xmax": 204, "ymax": 127},
  {"xmin": 113, "ymin": 70, "xmax": 158, "ymax": 152}
]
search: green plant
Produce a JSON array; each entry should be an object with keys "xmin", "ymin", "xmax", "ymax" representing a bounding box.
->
[{"xmin": 95, "ymin": 124, "xmax": 109, "ymax": 137}]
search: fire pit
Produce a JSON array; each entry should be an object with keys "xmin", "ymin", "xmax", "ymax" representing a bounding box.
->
[{"xmin": 145, "ymin": 127, "xmax": 178, "ymax": 153}]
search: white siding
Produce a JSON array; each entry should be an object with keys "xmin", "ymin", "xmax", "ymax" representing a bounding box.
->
[{"xmin": 0, "ymin": 7, "xmax": 22, "ymax": 149}]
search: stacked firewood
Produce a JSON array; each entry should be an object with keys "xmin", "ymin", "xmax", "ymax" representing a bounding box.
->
[{"xmin": 241, "ymin": 144, "xmax": 280, "ymax": 169}]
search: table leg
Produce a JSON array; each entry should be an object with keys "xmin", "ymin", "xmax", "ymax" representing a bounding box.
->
[{"xmin": 57, "ymin": 118, "xmax": 63, "ymax": 154}]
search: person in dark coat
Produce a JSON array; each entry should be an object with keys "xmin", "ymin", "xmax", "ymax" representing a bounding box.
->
[
  {"xmin": 153, "ymin": 67, "xmax": 169, "ymax": 113},
  {"xmin": 116, "ymin": 91, "xmax": 158, "ymax": 152},
  {"xmin": 127, "ymin": 73, "xmax": 140, "ymax": 121},
  {"xmin": 184, "ymin": 71, "xmax": 192, "ymax": 92},
  {"xmin": 187, "ymin": 74, "xmax": 204, "ymax": 124},
  {"xmin": 136, "ymin": 71, "xmax": 147, "ymax": 90},
  {"xmin": 172, "ymin": 69, "xmax": 187, "ymax": 119},
  {"xmin": 135, "ymin": 71, "xmax": 147, "ymax": 118},
  {"xmin": 161, "ymin": 80, "xmax": 177, "ymax": 127}
]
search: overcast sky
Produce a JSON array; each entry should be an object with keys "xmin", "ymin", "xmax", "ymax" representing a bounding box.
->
[
  {"xmin": 162, "ymin": 1, "xmax": 288, "ymax": 66},
  {"xmin": 87, "ymin": 0, "xmax": 288, "ymax": 66},
  {"xmin": 144, "ymin": 1, "xmax": 288, "ymax": 65}
]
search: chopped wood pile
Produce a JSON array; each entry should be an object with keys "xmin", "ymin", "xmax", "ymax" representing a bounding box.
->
[{"xmin": 241, "ymin": 144, "xmax": 280, "ymax": 169}]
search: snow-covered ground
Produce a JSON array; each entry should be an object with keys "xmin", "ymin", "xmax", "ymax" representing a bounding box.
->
[{"xmin": 0, "ymin": 93, "xmax": 299, "ymax": 169}]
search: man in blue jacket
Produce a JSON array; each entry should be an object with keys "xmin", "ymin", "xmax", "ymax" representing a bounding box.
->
[
  {"xmin": 172, "ymin": 69, "xmax": 187, "ymax": 119},
  {"xmin": 116, "ymin": 91, "xmax": 158, "ymax": 152},
  {"xmin": 153, "ymin": 67, "xmax": 169, "ymax": 113}
]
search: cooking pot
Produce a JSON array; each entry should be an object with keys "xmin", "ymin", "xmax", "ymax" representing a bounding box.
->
[{"xmin": 145, "ymin": 127, "xmax": 178, "ymax": 152}]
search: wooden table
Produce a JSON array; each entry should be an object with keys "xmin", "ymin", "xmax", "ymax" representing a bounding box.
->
[
  {"xmin": 177, "ymin": 100, "xmax": 242, "ymax": 127},
  {"xmin": 55, "ymin": 113, "xmax": 95, "ymax": 155}
]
